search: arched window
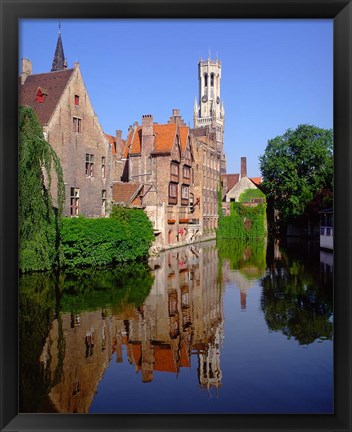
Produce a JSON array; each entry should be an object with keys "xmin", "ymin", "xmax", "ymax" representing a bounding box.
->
[
  {"xmin": 204, "ymin": 73, "xmax": 208, "ymax": 87},
  {"xmin": 210, "ymin": 73, "xmax": 214, "ymax": 86}
]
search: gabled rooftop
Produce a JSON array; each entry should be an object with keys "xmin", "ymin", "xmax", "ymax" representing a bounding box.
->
[{"xmin": 19, "ymin": 69, "xmax": 74, "ymax": 125}]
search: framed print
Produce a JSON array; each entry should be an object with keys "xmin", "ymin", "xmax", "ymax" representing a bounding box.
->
[{"xmin": 1, "ymin": 0, "xmax": 351, "ymax": 431}]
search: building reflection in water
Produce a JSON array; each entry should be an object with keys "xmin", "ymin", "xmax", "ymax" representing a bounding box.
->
[{"xmin": 39, "ymin": 240, "xmax": 224, "ymax": 412}]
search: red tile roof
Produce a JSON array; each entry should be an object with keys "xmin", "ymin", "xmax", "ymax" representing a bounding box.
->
[
  {"xmin": 105, "ymin": 133, "xmax": 125, "ymax": 156},
  {"xmin": 19, "ymin": 69, "xmax": 74, "ymax": 125},
  {"xmin": 124, "ymin": 123, "xmax": 181, "ymax": 156},
  {"xmin": 179, "ymin": 126, "xmax": 189, "ymax": 153},
  {"xmin": 153, "ymin": 123, "xmax": 177, "ymax": 154},
  {"xmin": 250, "ymin": 177, "xmax": 262, "ymax": 185},
  {"xmin": 112, "ymin": 182, "xmax": 142, "ymax": 204},
  {"xmin": 124, "ymin": 126, "xmax": 143, "ymax": 157}
]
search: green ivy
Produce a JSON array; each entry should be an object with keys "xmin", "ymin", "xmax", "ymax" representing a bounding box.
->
[
  {"xmin": 239, "ymin": 188, "xmax": 265, "ymax": 203},
  {"xmin": 217, "ymin": 201, "xmax": 267, "ymax": 239},
  {"xmin": 19, "ymin": 106, "xmax": 65, "ymax": 272}
]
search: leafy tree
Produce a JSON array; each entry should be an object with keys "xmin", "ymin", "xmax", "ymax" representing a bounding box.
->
[
  {"xmin": 259, "ymin": 124, "xmax": 333, "ymax": 233},
  {"xmin": 19, "ymin": 106, "xmax": 65, "ymax": 272}
]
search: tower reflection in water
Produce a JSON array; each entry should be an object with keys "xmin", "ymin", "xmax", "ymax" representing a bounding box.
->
[{"xmin": 37, "ymin": 241, "xmax": 224, "ymax": 413}]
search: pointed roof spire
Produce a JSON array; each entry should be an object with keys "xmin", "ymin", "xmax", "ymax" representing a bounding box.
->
[{"xmin": 51, "ymin": 22, "xmax": 67, "ymax": 72}]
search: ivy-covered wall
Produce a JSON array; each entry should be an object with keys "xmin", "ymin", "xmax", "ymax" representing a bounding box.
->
[{"xmin": 218, "ymin": 188, "xmax": 267, "ymax": 239}]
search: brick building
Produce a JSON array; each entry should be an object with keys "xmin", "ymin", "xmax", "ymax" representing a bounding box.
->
[
  {"xmin": 112, "ymin": 109, "xmax": 198, "ymax": 248},
  {"xmin": 190, "ymin": 127, "xmax": 222, "ymax": 234},
  {"xmin": 19, "ymin": 30, "xmax": 112, "ymax": 217}
]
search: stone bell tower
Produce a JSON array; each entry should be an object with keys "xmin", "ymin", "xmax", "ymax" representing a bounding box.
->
[{"xmin": 193, "ymin": 56, "xmax": 226, "ymax": 173}]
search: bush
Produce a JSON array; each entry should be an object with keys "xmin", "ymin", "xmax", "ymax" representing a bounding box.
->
[{"xmin": 60, "ymin": 207, "xmax": 154, "ymax": 268}]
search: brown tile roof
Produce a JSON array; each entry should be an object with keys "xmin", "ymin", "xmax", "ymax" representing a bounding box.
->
[
  {"xmin": 19, "ymin": 69, "xmax": 74, "ymax": 125},
  {"xmin": 112, "ymin": 182, "xmax": 142, "ymax": 204},
  {"xmin": 153, "ymin": 123, "xmax": 177, "ymax": 153},
  {"xmin": 222, "ymin": 174, "xmax": 240, "ymax": 193}
]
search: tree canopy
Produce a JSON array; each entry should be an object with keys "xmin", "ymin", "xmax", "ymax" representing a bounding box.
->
[{"xmin": 259, "ymin": 124, "xmax": 333, "ymax": 228}]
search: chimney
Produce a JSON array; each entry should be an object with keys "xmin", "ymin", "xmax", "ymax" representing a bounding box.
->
[
  {"xmin": 142, "ymin": 114, "xmax": 154, "ymax": 155},
  {"xmin": 115, "ymin": 130, "xmax": 122, "ymax": 160},
  {"xmin": 21, "ymin": 58, "xmax": 32, "ymax": 84},
  {"xmin": 241, "ymin": 157, "xmax": 247, "ymax": 178}
]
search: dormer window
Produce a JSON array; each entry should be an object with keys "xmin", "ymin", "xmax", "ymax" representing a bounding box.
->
[
  {"xmin": 36, "ymin": 88, "xmax": 47, "ymax": 104},
  {"xmin": 74, "ymin": 95, "xmax": 80, "ymax": 106}
]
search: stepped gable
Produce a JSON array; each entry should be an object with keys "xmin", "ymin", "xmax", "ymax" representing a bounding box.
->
[{"xmin": 19, "ymin": 69, "xmax": 74, "ymax": 125}]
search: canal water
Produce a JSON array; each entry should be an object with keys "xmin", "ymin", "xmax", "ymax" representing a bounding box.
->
[{"xmin": 19, "ymin": 238, "xmax": 333, "ymax": 414}]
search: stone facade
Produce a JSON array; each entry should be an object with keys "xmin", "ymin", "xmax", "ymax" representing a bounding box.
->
[
  {"xmin": 19, "ymin": 38, "xmax": 112, "ymax": 218},
  {"xmin": 193, "ymin": 58, "xmax": 226, "ymax": 174}
]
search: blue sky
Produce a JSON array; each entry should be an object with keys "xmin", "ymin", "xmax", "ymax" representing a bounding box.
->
[{"xmin": 19, "ymin": 19, "xmax": 333, "ymax": 177}]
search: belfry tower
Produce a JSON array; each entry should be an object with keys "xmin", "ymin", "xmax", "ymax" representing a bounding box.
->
[
  {"xmin": 51, "ymin": 23, "xmax": 67, "ymax": 72},
  {"xmin": 193, "ymin": 56, "xmax": 226, "ymax": 172}
]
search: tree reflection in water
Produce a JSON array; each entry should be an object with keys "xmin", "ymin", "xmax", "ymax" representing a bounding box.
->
[
  {"xmin": 261, "ymin": 238, "xmax": 333, "ymax": 345},
  {"xmin": 19, "ymin": 239, "xmax": 333, "ymax": 414}
]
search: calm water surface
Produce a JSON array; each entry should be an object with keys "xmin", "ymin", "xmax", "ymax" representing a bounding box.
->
[{"xmin": 19, "ymin": 238, "xmax": 333, "ymax": 414}]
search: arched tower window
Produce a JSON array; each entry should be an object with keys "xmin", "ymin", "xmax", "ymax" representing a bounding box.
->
[
  {"xmin": 204, "ymin": 73, "xmax": 208, "ymax": 87},
  {"xmin": 210, "ymin": 73, "xmax": 214, "ymax": 87}
]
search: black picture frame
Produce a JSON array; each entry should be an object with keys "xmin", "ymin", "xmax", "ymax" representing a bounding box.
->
[{"xmin": 1, "ymin": 0, "xmax": 351, "ymax": 431}]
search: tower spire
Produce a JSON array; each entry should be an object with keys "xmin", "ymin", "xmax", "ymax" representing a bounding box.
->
[{"xmin": 51, "ymin": 22, "xmax": 67, "ymax": 72}]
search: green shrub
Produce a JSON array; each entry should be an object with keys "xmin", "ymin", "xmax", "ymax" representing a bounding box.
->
[{"xmin": 61, "ymin": 207, "xmax": 154, "ymax": 268}]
